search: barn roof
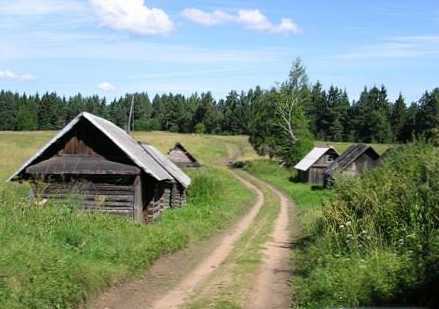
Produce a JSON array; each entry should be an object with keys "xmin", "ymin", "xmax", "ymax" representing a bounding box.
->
[
  {"xmin": 169, "ymin": 143, "xmax": 199, "ymax": 164},
  {"xmin": 8, "ymin": 112, "xmax": 173, "ymax": 182},
  {"xmin": 325, "ymin": 144, "xmax": 380, "ymax": 176},
  {"xmin": 294, "ymin": 147, "xmax": 337, "ymax": 171},
  {"xmin": 140, "ymin": 144, "xmax": 191, "ymax": 188}
]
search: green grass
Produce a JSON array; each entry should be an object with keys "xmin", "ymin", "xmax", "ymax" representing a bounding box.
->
[
  {"xmin": 0, "ymin": 167, "xmax": 254, "ymax": 308},
  {"xmin": 0, "ymin": 131, "xmax": 259, "ymax": 308},
  {"xmin": 243, "ymin": 159, "xmax": 332, "ymax": 210}
]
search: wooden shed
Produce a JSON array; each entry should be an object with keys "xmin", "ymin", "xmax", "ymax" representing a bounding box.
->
[
  {"xmin": 8, "ymin": 112, "xmax": 191, "ymax": 223},
  {"xmin": 294, "ymin": 147, "xmax": 339, "ymax": 186},
  {"xmin": 168, "ymin": 143, "xmax": 200, "ymax": 168},
  {"xmin": 324, "ymin": 144, "xmax": 380, "ymax": 187}
]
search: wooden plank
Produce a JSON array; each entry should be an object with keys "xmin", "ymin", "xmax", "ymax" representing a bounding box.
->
[
  {"xmin": 40, "ymin": 194, "xmax": 134, "ymax": 202},
  {"xmin": 133, "ymin": 175, "xmax": 144, "ymax": 224}
]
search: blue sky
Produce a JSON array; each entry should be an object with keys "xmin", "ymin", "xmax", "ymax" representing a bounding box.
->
[{"xmin": 0, "ymin": 0, "xmax": 438, "ymax": 102}]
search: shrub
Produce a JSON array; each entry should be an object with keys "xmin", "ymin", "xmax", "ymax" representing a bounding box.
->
[{"xmin": 296, "ymin": 143, "xmax": 439, "ymax": 308}]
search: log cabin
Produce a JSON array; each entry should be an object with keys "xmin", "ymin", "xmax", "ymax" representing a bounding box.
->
[
  {"xmin": 294, "ymin": 147, "xmax": 339, "ymax": 186},
  {"xmin": 8, "ymin": 112, "xmax": 191, "ymax": 223},
  {"xmin": 324, "ymin": 144, "xmax": 380, "ymax": 187},
  {"xmin": 168, "ymin": 143, "xmax": 200, "ymax": 168}
]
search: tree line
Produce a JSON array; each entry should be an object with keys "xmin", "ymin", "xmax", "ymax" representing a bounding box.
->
[{"xmin": 1, "ymin": 59, "xmax": 438, "ymax": 151}]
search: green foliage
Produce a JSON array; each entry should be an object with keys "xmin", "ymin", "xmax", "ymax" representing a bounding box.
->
[
  {"xmin": 248, "ymin": 60, "xmax": 314, "ymax": 166},
  {"xmin": 194, "ymin": 123, "xmax": 206, "ymax": 134},
  {"xmin": 295, "ymin": 143, "xmax": 439, "ymax": 308},
  {"xmin": 0, "ymin": 168, "xmax": 253, "ymax": 308}
]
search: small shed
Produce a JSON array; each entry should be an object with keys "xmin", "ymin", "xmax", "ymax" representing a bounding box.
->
[
  {"xmin": 168, "ymin": 143, "xmax": 200, "ymax": 168},
  {"xmin": 294, "ymin": 147, "xmax": 339, "ymax": 186},
  {"xmin": 324, "ymin": 144, "xmax": 380, "ymax": 187},
  {"xmin": 8, "ymin": 112, "xmax": 191, "ymax": 223}
]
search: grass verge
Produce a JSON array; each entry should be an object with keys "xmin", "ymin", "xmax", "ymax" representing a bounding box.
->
[{"xmin": 0, "ymin": 167, "xmax": 254, "ymax": 309}]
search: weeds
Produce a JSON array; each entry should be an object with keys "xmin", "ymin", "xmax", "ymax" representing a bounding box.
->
[{"xmin": 0, "ymin": 168, "xmax": 253, "ymax": 308}]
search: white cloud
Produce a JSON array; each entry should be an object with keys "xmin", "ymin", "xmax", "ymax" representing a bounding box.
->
[
  {"xmin": 89, "ymin": 0, "xmax": 174, "ymax": 35},
  {"xmin": 182, "ymin": 8, "xmax": 301, "ymax": 34},
  {"xmin": 181, "ymin": 9, "xmax": 233, "ymax": 26},
  {"xmin": 98, "ymin": 81, "xmax": 116, "ymax": 92},
  {"xmin": 0, "ymin": 0, "xmax": 84, "ymax": 16},
  {"xmin": 0, "ymin": 69, "xmax": 34, "ymax": 81}
]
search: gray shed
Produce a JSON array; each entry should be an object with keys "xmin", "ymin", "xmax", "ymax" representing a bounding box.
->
[
  {"xmin": 294, "ymin": 147, "xmax": 339, "ymax": 186},
  {"xmin": 168, "ymin": 143, "xmax": 200, "ymax": 168},
  {"xmin": 324, "ymin": 144, "xmax": 380, "ymax": 187},
  {"xmin": 9, "ymin": 112, "xmax": 191, "ymax": 223}
]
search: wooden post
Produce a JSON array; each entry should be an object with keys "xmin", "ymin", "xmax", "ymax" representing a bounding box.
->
[{"xmin": 134, "ymin": 175, "xmax": 144, "ymax": 224}]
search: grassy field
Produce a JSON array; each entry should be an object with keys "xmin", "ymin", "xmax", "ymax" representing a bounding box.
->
[{"xmin": 0, "ymin": 131, "xmax": 259, "ymax": 308}]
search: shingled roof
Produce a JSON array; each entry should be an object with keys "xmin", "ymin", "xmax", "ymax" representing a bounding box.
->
[
  {"xmin": 8, "ymin": 112, "xmax": 174, "ymax": 182},
  {"xmin": 324, "ymin": 144, "xmax": 379, "ymax": 176}
]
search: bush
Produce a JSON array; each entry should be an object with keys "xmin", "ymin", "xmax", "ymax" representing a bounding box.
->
[{"xmin": 295, "ymin": 143, "xmax": 439, "ymax": 308}]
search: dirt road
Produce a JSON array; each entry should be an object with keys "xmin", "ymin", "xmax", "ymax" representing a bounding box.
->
[
  {"xmin": 245, "ymin": 178, "xmax": 295, "ymax": 309},
  {"xmin": 90, "ymin": 171, "xmax": 295, "ymax": 309},
  {"xmin": 90, "ymin": 171, "xmax": 265, "ymax": 309}
]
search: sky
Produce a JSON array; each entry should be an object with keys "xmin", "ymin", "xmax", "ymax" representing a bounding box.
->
[{"xmin": 0, "ymin": 0, "xmax": 438, "ymax": 102}]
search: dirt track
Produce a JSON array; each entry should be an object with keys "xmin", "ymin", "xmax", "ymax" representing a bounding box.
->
[
  {"xmin": 89, "ymin": 171, "xmax": 295, "ymax": 309},
  {"xmin": 89, "ymin": 171, "xmax": 264, "ymax": 309},
  {"xmin": 245, "ymin": 178, "xmax": 295, "ymax": 309}
]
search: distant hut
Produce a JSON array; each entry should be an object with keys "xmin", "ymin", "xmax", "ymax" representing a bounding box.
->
[
  {"xmin": 8, "ymin": 112, "xmax": 190, "ymax": 223},
  {"xmin": 294, "ymin": 147, "xmax": 339, "ymax": 186},
  {"xmin": 324, "ymin": 144, "xmax": 380, "ymax": 186},
  {"xmin": 168, "ymin": 143, "xmax": 200, "ymax": 168}
]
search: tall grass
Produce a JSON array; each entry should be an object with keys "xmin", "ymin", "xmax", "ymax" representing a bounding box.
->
[
  {"xmin": 295, "ymin": 143, "xmax": 439, "ymax": 308},
  {"xmin": 0, "ymin": 168, "xmax": 253, "ymax": 308}
]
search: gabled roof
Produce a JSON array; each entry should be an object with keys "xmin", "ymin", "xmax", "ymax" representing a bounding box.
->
[
  {"xmin": 169, "ymin": 143, "xmax": 199, "ymax": 164},
  {"xmin": 325, "ymin": 144, "xmax": 380, "ymax": 176},
  {"xmin": 140, "ymin": 144, "xmax": 191, "ymax": 188},
  {"xmin": 8, "ymin": 112, "xmax": 172, "ymax": 182},
  {"xmin": 294, "ymin": 147, "xmax": 337, "ymax": 171}
]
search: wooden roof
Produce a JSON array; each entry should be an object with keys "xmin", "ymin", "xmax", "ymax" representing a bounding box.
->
[
  {"xmin": 168, "ymin": 143, "xmax": 200, "ymax": 165},
  {"xmin": 325, "ymin": 144, "xmax": 380, "ymax": 176},
  {"xmin": 9, "ymin": 112, "xmax": 174, "ymax": 183},
  {"xmin": 140, "ymin": 144, "xmax": 191, "ymax": 188}
]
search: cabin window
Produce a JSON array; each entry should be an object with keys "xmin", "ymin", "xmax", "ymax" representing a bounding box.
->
[{"xmin": 327, "ymin": 155, "xmax": 335, "ymax": 162}]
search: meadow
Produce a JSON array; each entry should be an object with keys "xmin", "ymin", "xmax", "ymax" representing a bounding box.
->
[{"xmin": 0, "ymin": 131, "xmax": 259, "ymax": 308}]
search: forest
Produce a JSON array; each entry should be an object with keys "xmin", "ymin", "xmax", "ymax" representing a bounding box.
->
[{"xmin": 1, "ymin": 60, "xmax": 439, "ymax": 161}]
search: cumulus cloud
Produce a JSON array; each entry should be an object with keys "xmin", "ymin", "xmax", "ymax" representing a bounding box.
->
[
  {"xmin": 182, "ymin": 8, "xmax": 301, "ymax": 34},
  {"xmin": 89, "ymin": 0, "xmax": 174, "ymax": 35},
  {"xmin": 98, "ymin": 81, "xmax": 116, "ymax": 92},
  {"xmin": 0, "ymin": 69, "xmax": 34, "ymax": 81}
]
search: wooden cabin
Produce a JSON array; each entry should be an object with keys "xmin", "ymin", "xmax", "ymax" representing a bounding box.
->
[
  {"xmin": 294, "ymin": 147, "xmax": 339, "ymax": 186},
  {"xmin": 168, "ymin": 143, "xmax": 200, "ymax": 168},
  {"xmin": 8, "ymin": 112, "xmax": 191, "ymax": 223},
  {"xmin": 324, "ymin": 144, "xmax": 380, "ymax": 187}
]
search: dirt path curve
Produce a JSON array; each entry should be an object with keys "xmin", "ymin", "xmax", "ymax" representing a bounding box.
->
[
  {"xmin": 245, "ymin": 176, "xmax": 296, "ymax": 309},
  {"xmin": 89, "ymin": 171, "xmax": 265, "ymax": 309},
  {"xmin": 151, "ymin": 172, "xmax": 264, "ymax": 309}
]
